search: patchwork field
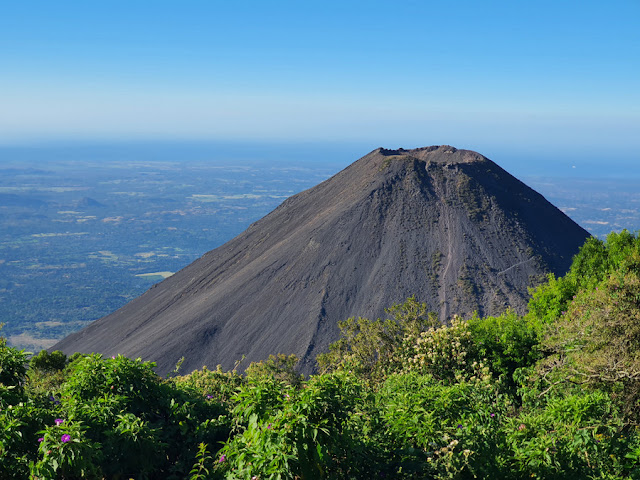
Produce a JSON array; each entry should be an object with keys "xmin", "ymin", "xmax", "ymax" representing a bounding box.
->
[{"xmin": 0, "ymin": 155, "xmax": 336, "ymax": 350}]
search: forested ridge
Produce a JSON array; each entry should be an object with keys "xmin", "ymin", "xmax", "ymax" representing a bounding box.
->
[{"xmin": 3, "ymin": 230, "xmax": 640, "ymax": 479}]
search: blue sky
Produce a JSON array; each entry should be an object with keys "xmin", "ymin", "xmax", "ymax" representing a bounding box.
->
[{"xmin": 1, "ymin": 0, "xmax": 638, "ymax": 161}]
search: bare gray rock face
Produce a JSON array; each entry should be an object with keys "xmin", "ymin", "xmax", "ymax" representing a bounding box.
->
[{"xmin": 54, "ymin": 146, "xmax": 589, "ymax": 375}]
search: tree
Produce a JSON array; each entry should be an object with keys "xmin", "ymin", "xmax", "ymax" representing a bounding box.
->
[
  {"xmin": 316, "ymin": 296, "xmax": 437, "ymax": 383},
  {"xmin": 541, "ymin": 250, "xmax": 640, "ymax": 421},
  {"xmin": 528, "ymin": 230, "xmax": 640, "ymax": 325},
  {"xmin": 29, "ymin": 349, "xmax": 67, "ymax": 373}
]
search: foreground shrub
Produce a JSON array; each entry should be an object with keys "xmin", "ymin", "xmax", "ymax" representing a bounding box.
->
[
  {"xmin": 174, "ymin": 364, "xmax": 244, "ymax": 407},
  {"xmin": 317, "ymin": 296, "xmax": 437, "ymax": 383},
  {"xmin": 467, "ymin": 311, "xmax": 541, "ymax": 391},
  {"xmin": 528, "ymin": 230, "xmax": 640, "ymax": 324},
  {"xmin": 30, "ymin": 417, "xmax": 101, "ymax": 479},
  {"xmin": 61, "ymin": 354, "xmax": 164, "ymax": 417},
  {"xmin": 0, "ymin": 406, "xmax": 31, "ymax": 478},
  {"xmin": 0, "ymin": 336, "xmax": 28, "ymax": 390},
  {"xmin": 0, "ymin": 351, "xmax": 233, "ymax": 479},
  {"xmin": 377, "ymin": 371, "xmax": 512, "ymax": 478},
  {"xmin": 541, "ymin": 251, "xmax": 640, "ymax": 422},
  {"xmin": 29, "ymin": 350, "xmax": 67, "ymax": 373},
  {"xmin": 400, "ymin": 316, "xmax": 475, "ymax": 383},
  {"xmin": 217, "ymin": 371, "xmax": 373, "ymax": 479},
  {"xmin": 508, "ymin": 379, "xmax": 640, "ymax": 479},
  {"xmin": 245, "ymin": 354, "xmax": 303, "ymax": 388}
]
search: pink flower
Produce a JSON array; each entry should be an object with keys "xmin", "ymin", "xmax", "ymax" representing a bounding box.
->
[
  {"xmin": 54, "ymin": 418, "xmax": 64, "ymax": 426},
  {"xmin": 38, "ymin": 437, "xmax": 44, "ymax": 442},
  {"xmin": 61, "ymin": 434, "xmax": 71, "ymax": 443},
  {"xmin": 218, "ymin": 454, "xmax": 226, "ymax": 463}
]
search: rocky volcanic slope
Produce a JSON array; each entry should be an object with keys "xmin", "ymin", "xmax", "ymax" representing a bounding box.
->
[{"xmin": 54, "ymin": 146, "xmax": 590, "ymax": 375}]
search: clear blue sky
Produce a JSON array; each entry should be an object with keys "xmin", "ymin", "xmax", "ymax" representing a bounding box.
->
[{"xmin": 1, "ymin": 0, "xmax": 638, "ymax": 160}]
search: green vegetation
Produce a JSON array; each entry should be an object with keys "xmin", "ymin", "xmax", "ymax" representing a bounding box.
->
[
  {"xmin": 4, "ymin": 231, "xmax": 640, "ymax": 478},
  {"xmin": 455, "ymin": 173, "xmax": 491, "ymax": 222}
]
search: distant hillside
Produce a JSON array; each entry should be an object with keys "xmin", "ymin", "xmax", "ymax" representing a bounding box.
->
[
  {"xmin": 54, "ymin": 146, "xmax": 590, "ymax": 375},
  {"xmin": 0, "ymin": 193, "xmax": 47, "ymax": 208},
  {"xmin": 75, "ymin": 197, "xmax": 106, "ymax": 208}
]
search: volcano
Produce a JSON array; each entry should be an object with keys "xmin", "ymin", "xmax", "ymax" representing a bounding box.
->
[{"xmin": 54, "ymin": 146, "xmax": 589, "ymax": 374}]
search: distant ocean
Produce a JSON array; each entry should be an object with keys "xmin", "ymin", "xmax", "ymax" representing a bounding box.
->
[{"xmin": 0, "ymin": 140, "xmax": 638, "ymax": 180}]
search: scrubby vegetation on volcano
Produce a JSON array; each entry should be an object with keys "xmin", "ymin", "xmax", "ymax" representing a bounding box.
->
[{"xmin": 3, "ymin": 230, "xmax": 640, "ymax": 479}]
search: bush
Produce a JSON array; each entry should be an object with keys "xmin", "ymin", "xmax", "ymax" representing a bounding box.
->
[
  {"xmin": 317, "ymin": 296, "xmax": 437, "ymax": 383},
  {"xmin": 245, "ymin": 353, "xmax": 303, "ymax": 387},
  {"xmin": 30, "ymin": 350, "xmax": 67, "ymax": 373},
  {"xmin": 61, "ymin": 354, "xmax": 163, "ymax": 416},
  {"xmin": 0, "ymin": 408, "xmax": 30, "ymax": 478},
  {"xmin": 505, "ymin": 390, "xmax": 629, "ymax": 479},
  {"xmin": 467, "ymin": 310, "xmax": 541, "ymax": 390},
  {"xmin": 528, "ymin": 230, "xmax": 640, "ymax": 325},
  {"xmin": 541, "ymin": 252, "xmax": 640, "ymax": 422},
  {"xmin": 1, "ymin": 352, "xmax": 232, "ymax": 479},
  {"xmin": 30, "ymin": 417, "xmax": 101, "ymax": 479},
  {"xmin": 217, "ymin": 371, "xmax": 371, "ymax": 479},
  {"xmin": 377, "ymin": 371, "xmax": 512, "ymax": 478},
  {"xmin": 400, "ymin": 316, "xmax": 476, "ymax": 383},
  {"xmin": 174, "ymin": 364, "xmax": 243, "ymax": 407},
  {"xmin": 0, "ymin": 337, "xmax": 28, "ymax": 390}
]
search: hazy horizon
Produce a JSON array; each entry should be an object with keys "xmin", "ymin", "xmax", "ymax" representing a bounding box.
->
[{"xmin": 1, "ymin": 140, "xmax": 639, "ymax": 182}]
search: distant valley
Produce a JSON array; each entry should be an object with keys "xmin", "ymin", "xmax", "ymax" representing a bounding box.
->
[
  {"xmin": 0, "ymin": 156, "xmax": 336, "ymax": 351},
  {"xmin": 526, "ymin": 177, "xmax": 640, "ymax": 237}
]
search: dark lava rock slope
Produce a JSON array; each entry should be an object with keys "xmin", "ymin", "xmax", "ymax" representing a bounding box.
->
[{"xmin": 54, "ymin": 146, "xmax": 590, "ymax": 375}]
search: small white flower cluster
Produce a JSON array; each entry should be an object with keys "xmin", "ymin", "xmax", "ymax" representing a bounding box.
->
[
  {"xmin": 402, "ymin": 317, "xmax": 474, "ymax": 379},
  {"xmin": 428, "ymin": 438, "xmax": 462, "ymax": 461},
  {"xmin": 425, "ymin": 437, "xmax": 475, "ymax": 475}
]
